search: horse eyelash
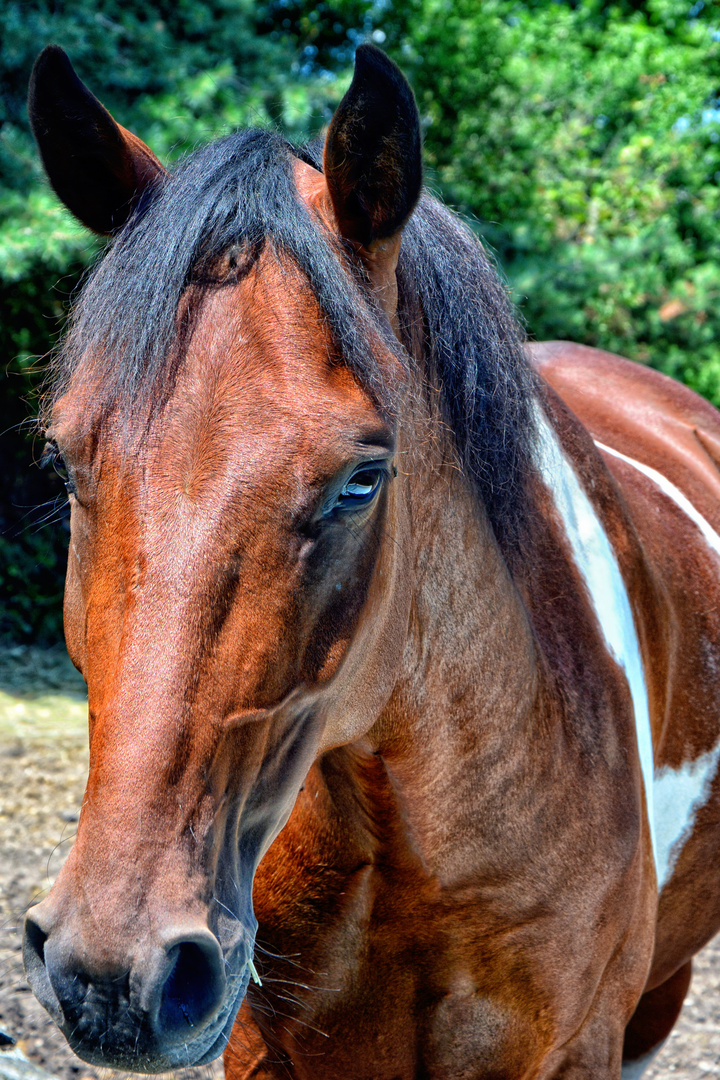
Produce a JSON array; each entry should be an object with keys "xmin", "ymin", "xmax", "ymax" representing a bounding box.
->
[
  {"xmin": 39, "ymin": 441, "xmax": 57, "ymax": 470},
  {"xmin": 40, "ymin": 441, "xmax": 77, "ymax": 495}
]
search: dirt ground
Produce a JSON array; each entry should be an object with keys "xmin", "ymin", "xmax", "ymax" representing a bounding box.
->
[
  {"xmin": 0, "ymin": 647, "xmax": 222, "ymax": 1080},
  {"xmin": 0, "ymin": 646, "xmax": 718, "ymax": 1079}
]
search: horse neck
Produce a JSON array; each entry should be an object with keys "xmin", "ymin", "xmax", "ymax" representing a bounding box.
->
[
  {"xmin": 376, "ymin": 354, "xmax": 539, "ymax": 719},
  {"xmin": 348, "ymin": 410, "xmax": 542, "ymax": 869}
]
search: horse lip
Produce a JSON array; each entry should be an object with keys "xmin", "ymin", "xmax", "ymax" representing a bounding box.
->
[{"xmin": 63, "ymin": 961, "xmax": 251, "ymax": 1073}]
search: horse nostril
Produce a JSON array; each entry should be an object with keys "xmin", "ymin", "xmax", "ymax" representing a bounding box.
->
[
  {"xmin": 23, "ymin": 912, "xmax": 63, "ymax": 1025},
  {"xmin": 23, "ymin": 911, "xmax": 49, "ymax": 984},
  {"xmin": 159, "ymin": 936, "xmax": 225, "ymax": 1036}
]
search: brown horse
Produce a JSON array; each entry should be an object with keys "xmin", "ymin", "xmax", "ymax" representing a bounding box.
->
[{"xmin": 23, "ymin": 43, "xmax": 720, "ymax": 1079}]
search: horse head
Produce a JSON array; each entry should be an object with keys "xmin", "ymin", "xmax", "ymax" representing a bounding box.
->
[{"xmin": 23, "ymin": 43, "xmax": 421, "ymax": 1070}]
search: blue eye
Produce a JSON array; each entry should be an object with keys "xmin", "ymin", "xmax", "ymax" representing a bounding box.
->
[{"xmin": 333, "ymin": 466, "xmax": 386, "ymax": 513}]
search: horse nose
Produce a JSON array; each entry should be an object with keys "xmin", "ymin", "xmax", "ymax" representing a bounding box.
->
[{"xmin": 24, "ymin": 905, "xmax": 227, "ymax": 1052}]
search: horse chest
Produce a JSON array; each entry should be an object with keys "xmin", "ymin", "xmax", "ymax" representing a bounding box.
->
[
  {"xmin": 244, "ymin": 857, "xmax": 543, "ymax": 1080},
  {"xmin": 238, "ymin": 752, "xmax": 630, "ymax": 1080}
]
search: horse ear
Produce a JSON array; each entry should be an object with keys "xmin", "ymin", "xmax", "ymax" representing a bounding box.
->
[
  {"xmin": 28, "ymin": 45, "xmax": 165, "ymax": 235},
  {"xmin": 323, "ymin": 44, "xmax": 422, "ymax": 251}
]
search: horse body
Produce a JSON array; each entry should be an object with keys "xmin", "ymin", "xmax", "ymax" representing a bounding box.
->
[
  {"xmin": 534, "ymin": 342, "xmax": 720, "ymax": 977},
  {"xmin": 22, "ymin": 44, "xmax": 720, "ymax": 1080}
]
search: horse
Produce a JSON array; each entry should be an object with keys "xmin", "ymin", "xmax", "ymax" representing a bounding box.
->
[{"xmin": 22, "ymin": 42, "xmax": 720, "ymax": 1079}]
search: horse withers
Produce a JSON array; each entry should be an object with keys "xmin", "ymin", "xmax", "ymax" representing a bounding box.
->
[{"xmin": 23, "ymin": 43, "xmax": 720, "ymax": 1079}]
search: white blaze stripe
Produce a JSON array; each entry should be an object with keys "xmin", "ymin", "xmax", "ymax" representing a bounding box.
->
[
  {"xmin": 596, "ymin": 439, "xmax": 720, "ymax": 890},
  {"xmin": 536, "ymin": 415, "xmax": 658, "ymax": 872}
]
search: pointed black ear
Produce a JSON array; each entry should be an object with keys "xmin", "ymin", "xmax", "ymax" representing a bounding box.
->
[
  {"xmin": 324, "ymin": 44, "xmax": 422, "ymax": 250},
  {"xmin": 28, "ymin": 46, "xmax": 164, "ymax": 235}
]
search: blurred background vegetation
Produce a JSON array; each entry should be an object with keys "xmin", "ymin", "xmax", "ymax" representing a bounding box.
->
[{"xmin": 1, "ymin": 0, "xmax": 719, "ymax": 643}]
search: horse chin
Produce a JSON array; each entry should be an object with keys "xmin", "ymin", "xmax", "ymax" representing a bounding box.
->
[{"xmin": 64, "ymin": 964, "xmax": 251, "ymax": 1073}]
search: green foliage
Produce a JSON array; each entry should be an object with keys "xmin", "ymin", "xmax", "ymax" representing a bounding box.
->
[
  {"xmin": 3, "ymin": 0, "xmax": 720, "ymax": 642},
  {"xmin": 261, "ymin": 0, "xmax": 720, "ymax": 395},
  {"xmin": 375, "ymin": 0, "xmax": 720, "ymax": 398},
  {"xmin": 0, "ymin": 251, "xmax": 92, "ymax": 645}
]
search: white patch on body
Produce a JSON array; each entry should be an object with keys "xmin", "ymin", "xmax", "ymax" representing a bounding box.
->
[
  {"xmin": 654, "ymin": 744, "xmax": 720, "ymax": 890},
  {"xmin": 535, "ymin": 414, "xmax": 657, "ymax": 870},
  {"xmin": 621, "ymin": 1041, "xmax": 666, "ymax": 1080},
  {"xmin": 596, "ymin": 440, "xmax": 720, "ymax": 890}
]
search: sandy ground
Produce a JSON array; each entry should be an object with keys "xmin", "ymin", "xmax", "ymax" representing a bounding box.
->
[
  {"xmin": 0, "ymin": 647, "xmax": 222, "ymax": 1080},
  {"xmin": 0, "ymin": 646, "xmax": 718, "ymax": 1079}
]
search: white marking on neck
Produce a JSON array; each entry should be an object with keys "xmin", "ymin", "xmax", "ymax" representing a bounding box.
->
[
  {"xmin": 596, "ymin": 439, "xmax": 720, "ymax": 890},
  {"xmin": 535, "ymin": 413, "xmax": 657, "ymax": 872}
]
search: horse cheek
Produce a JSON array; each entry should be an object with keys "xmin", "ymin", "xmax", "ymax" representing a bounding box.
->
[{"xmin": 319, "ymin": 481, "xmax": 412, "ymax": 753}]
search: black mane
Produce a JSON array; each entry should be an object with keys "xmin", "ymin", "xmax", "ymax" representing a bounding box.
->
[{"xmin": 49, "ymin": 128, "xmax": 537, "ymax": 549}]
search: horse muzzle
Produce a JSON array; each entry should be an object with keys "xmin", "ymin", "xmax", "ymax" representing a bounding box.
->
[{"xmin": 23, "ymin": 902, "xmax": 252, "ymax": 1071}]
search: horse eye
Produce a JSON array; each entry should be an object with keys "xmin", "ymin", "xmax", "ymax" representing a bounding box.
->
[
  {"xmin": 41, "ymin": 442, "xmax": 73, "ymax": 490},
  {"xmin": 335, "ymin": 467, "xmax": 385, "ymax": 512}
]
